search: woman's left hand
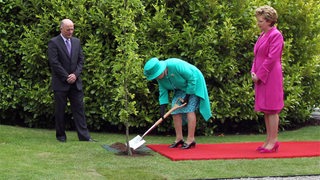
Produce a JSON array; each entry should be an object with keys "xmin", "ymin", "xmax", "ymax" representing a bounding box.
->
[{"xmin": 183, "ymin": 94, "xmax": 190, "ymax": 104}]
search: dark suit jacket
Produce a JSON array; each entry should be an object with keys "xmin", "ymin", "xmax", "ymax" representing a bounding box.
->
[{"xmin": 48, "ymin": 35, "xmax": 84, "ymax": 91}]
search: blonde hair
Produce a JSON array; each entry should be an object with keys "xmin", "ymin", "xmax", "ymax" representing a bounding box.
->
[{"xmin": 255, "ymin": 5, "xmax": 278, "ymax": 26}]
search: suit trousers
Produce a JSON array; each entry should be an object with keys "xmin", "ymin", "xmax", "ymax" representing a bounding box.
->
[{"xmin": 53, "ymin": 85, "xmax": 90, "ymax": 141}]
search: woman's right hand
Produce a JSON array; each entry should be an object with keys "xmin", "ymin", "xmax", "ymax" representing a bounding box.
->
[
  {"xmin": 251, "ymin": 73, "xmax": 259, "ymax": 83},
  {"xmin": 160, "ymin": 104, "xmax": 167, "ymax": 120}
]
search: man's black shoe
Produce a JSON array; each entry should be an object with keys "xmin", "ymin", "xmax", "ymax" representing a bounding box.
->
[
  {"xmin": 79, "ymin": 138, "xmax": 97, "ymax": 142},
  {"xmin": 57, "ymin": 137, "xmax": 66, "ymax": 142},
  {"xmin": 87, "ymin": 138, "xmax": 97, "ymax": 142}
]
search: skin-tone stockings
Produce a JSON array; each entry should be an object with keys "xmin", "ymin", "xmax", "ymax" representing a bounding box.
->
[
  {"xmin": 173, "ymin": 111, "xmax": 279, "ymax": 149},
  {"xmin": 172, "ymin": 112, "xmax": 197, "ymax": 145},
  {"xmin": 262, "ymin": 113, "xmax": 279, "ymax": 150}
]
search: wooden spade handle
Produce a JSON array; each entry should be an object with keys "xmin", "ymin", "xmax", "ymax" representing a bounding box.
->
[{"xmin": 141, "ymin": 99, "xmax": 186, "ymax": 138}]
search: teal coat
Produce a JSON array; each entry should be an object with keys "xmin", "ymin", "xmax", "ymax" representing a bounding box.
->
[{"xmin": 158, "ymin": 58, "xmax": 212, "ymax": 121}]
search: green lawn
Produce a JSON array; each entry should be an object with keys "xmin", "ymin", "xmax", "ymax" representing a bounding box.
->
[{"xmin": 0, "ymin": 125, "xmax": 319, "ymax": 179}]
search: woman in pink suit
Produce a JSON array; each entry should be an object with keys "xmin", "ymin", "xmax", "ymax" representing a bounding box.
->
[{"xmin": 251, "ymin": 5, "xmax": 284, "ymax": 153}]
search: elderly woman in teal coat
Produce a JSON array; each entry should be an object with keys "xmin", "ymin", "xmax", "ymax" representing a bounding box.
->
[{"xmin": 144, "ymin": 57, "xmax": 212, "ymax": 149}]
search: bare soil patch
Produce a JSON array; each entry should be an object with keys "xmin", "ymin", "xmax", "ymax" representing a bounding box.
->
[{"xmin": 110, "ymin": 142, "xmax": 152, "ymax": 157}]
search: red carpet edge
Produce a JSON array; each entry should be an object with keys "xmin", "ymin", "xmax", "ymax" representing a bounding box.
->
[{"xmin": 147, "ymin": 141, "xmax": 320, "ymax": 161}]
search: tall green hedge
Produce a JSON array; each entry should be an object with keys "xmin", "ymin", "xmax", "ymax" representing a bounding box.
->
[{"xmin": 0, "ymin": 0, "xmax": 319, "ymax": 134}]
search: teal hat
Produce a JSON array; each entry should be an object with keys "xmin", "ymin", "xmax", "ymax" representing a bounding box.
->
[{"xmin": 144, "ymin": 57, "xmax": 166, "ymax": 80}]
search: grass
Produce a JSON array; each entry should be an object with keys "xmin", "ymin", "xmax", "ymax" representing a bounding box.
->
[{"xmin": 0, "ymin": 125, "xmax": 319, "ymax": 180}]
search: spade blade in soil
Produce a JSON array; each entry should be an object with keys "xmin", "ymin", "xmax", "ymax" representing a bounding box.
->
[{"xmin": 129, "ymin": 135, "xmax": 146, "ymax": 150}]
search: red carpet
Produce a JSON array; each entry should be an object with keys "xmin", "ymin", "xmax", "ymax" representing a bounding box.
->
[{"xmin": 147, "ymin": 141, "xmax": 320, "ymax": 161}]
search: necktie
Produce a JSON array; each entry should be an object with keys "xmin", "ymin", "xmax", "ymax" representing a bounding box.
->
[{"xmin": 65, "ymin": 40, "xmax": 71, "ymax": 55}]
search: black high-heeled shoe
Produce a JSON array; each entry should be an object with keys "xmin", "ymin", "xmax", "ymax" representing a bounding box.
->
[
  {"xmin": 181, "ymin": 141, "xmax": 196, "ymax": 149},
  {"xmin": 169, "ymin": 139, "xmax": 184, "ymax": 148}
]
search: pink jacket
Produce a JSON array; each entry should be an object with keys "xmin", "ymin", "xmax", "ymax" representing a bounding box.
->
[{"xmin": 251, "ymin": 27, "xmax": 284, "ymax": 111}]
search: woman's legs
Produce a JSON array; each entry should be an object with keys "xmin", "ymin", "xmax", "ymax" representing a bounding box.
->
[
  {"xmin": 172, "ymin": 112, "xmax": 197, "ymax": 144},
  {"xmin": 186, "ymin": 112, "xmax": 197, "ymax": 144},
  {"xmin": 264, "ymin": 113, "xmax": 279, "ymax": 149},
  {"xmin": 172, "ymin": 114, "xmax": 183, "ymax": 142},
  {"xmin": 171, "ymin": 91, "xmax": 199, "ymax": 144},
  {"xmin": 263, "ymin": 114, "xmax": 271, "ymax": 147}
]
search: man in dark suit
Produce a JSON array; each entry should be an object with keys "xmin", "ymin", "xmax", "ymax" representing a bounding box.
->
[{"xmin": 48, "ymin": 19, "xmax": 94, "ymax": 142}]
